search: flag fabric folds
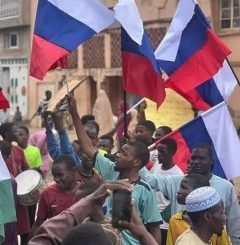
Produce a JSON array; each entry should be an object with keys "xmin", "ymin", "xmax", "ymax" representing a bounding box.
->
[
  {"xmin": 169, "ymin": 61, "xmax": 237, "ymax": 110},
  {"xmin": 0, "ymin": 153, "xmax": 16, "ymax": 243},
  {"xmin": 155, "ymin": 0, "xmax": 231, "ymax": 93},
  {"xmin": 30, "ymin": 0, "xmax": 114, "ymax": 80},
  {"xmin": 153, "ymin": 102, "xmax": 240, "ymax": 180},
  {"xmin": 115, "ymin": 0, "xmax": 166, "ymax": 107},
  {"xmin": 0, "ymin": 87, "xmax": 9, "ymax": 110}
]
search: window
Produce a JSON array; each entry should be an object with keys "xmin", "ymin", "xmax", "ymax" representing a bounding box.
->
[
  {"xmin": 4, "ymin": 32, "xmax": 19, "ymax": 49},
  {"xmin": 220, "ymin": 0, "xmax": 240, "ymax": 29},
  {"xmin": 0, "ymin": 0, "xmax": 19, "ymax": 19}
]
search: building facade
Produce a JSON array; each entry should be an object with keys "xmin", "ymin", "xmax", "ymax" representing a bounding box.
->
[
  {"xmin": 26, "ymin": 0, "xmax": 240, "ymax": 127},
  {"xmin": 0, "ymin": 0, "xmax": 31, "ymax": 119}
]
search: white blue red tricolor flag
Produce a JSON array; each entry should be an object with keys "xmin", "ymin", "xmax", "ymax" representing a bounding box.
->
[
  {"xmin": 115, "ymin": 0, "xmax": 166, "ymax": 107},
  {"xmin": 30, "ymin": 0, "xmax": 114, "ymax": 80},
  {"xmin": 155, "ymin": 0, "xmax": 231, "ymax": 94},
  {"xmin": 152, "ymin": 102, "xmax": 240, "ymax": 180}
]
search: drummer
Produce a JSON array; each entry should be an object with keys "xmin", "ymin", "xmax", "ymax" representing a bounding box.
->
[
  {"xmin": 0, "ymin": 123, "xmax": 30, "ymax": 245},
  {"xmin": 16, "ymin": 125, "xmax": 43, "ymax": 227},
  {"xmin": 31, "ymin": 155, "xmax": 80, "ymax": 236}
]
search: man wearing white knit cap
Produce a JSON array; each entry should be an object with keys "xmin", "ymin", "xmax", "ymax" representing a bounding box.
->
[{"xmin": 176, "ymin": 187, "xmax": 231, "ymax": 245}]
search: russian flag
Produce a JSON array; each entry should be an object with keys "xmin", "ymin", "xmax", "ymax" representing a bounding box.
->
[
  {"xmin": 0, "ymin": 87, "xmax": 9, "ymax": 109},
  {"xmin": 114, "ymin": 0, "xmax": 165, "ymax": 107},
  {"xmin": 155, "ymin": 0, "xmax": 231, "ymax": 93},
  {"xmin": 168, "ymin": 61, "xmax": 238, "ymax": 111},
  {"xmin": 152, "ymin": 102, "xmax": 240, "ymax": 180},
  {"xmin": 30, "ymin": 0, "xmax": 114, "ymax": 80}
]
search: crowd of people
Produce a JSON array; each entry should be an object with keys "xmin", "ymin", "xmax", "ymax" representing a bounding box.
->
[{"xmin": 0, "ymin": 92, "xmax": 240, "ymax": 245}]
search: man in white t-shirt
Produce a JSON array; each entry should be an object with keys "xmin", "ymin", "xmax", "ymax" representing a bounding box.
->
[{"xmin": 150, "ymin": 138, "xmax": 184, "ymax": 245}]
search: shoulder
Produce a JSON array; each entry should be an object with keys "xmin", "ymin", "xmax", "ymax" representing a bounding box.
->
[
  {"xmin": 175, "ymin": 229, "xmax": 197, "ymax": 244},
  {"xmin": 135, "ymin": 178, "xmax": 152, "ymax": 192},
  {"xmin": 210, "ymin": 175, "xmax": 234, "ymax": 189},
  {"xmin": 42, "ymin": 183, "xmax": 58, "ymax": 194}
]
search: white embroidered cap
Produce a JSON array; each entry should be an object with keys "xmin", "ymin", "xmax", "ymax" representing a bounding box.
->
[{"xmin": 186, "ymin": 186, "xmax": 221, "ymax": 213}]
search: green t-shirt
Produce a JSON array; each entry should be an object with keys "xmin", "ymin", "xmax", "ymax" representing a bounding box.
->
[
  {"xmin": 24, "ymin": 145, "xmax": 42, "ymax": 169},
  {"xmin": 95, "ymin": 153, "xmax": 162, "ymax": 245}
]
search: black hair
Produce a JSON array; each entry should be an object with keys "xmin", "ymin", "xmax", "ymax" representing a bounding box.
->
[
  {"xmin": 85, "ymin": 121, "xmax": 100, "ymax": 135},
  {"xmin": 0, "ymin": 140, "xmax": 11, "ymax": 159},
  {"xmin": 18, "ymin": 126, "xmax": 29, "ymax": 135},
  {"xmin": 127, "ymin": 141, "xmax": 150, "ymax": 169},
  {"xmin": 52, "ymin": 155, "xmax": 76, "ymax": 169},
  {"xmin": 62, "ymin": 222, "xmax": 111, "ymax": 245},
  {"xmin": 138, "ymin": 120, "xmax": 156, "ymax": 133},
  {"xmin": 0, "ymin": 123, "xmax": 14, "ymax": 139},
  {"xmin": 81, "ymin": 114, "xmax": 95, "ymax": 125},
  {"xmin": 184, "ymin": 173, "xmax": 210, "ymax": 189},
  {"xmin": 159, "ymin": 138, "xmax": 177, "ymax": 154},
  {"xmin": 192, "ymin": 143, "xmax": 213, "ymax": 158},
  {"xmin": 99, "ymin": 135, "xmax": 114, "ymax": 145},
  {"xmin": 156, "ymin": 126, "xmax": 172, "ymax": 135}
]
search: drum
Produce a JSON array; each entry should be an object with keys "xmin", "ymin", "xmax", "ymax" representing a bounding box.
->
[{"xmin": 16, "ymin": 170, "xmax": 45, "ymax": 206}]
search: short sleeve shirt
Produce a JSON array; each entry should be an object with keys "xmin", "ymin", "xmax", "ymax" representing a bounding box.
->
[
  {"xmin": 94, "ymin": 153, "xmax": 162, "ymax": 245},
  {"xmin": 24, "ymin": 145, "xmax": 42, "ymax": 168},
  {"xmin": 37, "ymin": 183, "xmax": 77, "ymax": 221}
]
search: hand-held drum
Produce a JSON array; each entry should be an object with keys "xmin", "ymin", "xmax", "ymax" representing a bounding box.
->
[{"xmin": 15, "ymin": 170, "xmax": 45, "ymax": 206}]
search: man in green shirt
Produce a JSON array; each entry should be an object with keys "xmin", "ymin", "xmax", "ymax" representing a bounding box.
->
[
  {"xmin": 68, "ymin": 95, "xmax": 162, "ymax": 245},
  {"xmin": 16, "ymin": 126, "xmax": 42, "ymax": 170}
]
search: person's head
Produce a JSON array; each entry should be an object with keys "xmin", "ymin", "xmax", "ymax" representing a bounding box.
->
[
  {"xmin": 0, "ymin": 123, "xmax": 17, "ymax": 142},
  {"xmin": 177, "ymin": 173, "xmax": 210, "ymax": 205},
  {"xmin": 157, "ymin": 138, "xmax": 177, "ymax": 164},
  {"xmin": 84, "ymin": 122, "xmax": 99, "ymax": 147},
  {"xmin": 99, "ymin": 135, "xmax": 114, "ymax": 154},
  {"xmin": 81, "ymin": 114, "xmax": 95, "ymax": 125},
  {"xmin": 136, "ymin": 120, "xmax": 156, "ymax": 145},
  {"xmin": 52, "ymin": 155, "xmax": 76, "ymax": 191},
  {"xmin": 45, "ymin": 90, "xmax": 52, "ymax": 100},
  {"xmin": 62, "ymin": 222, "xmax": 112, "ymax": 245},
  {"xmin": 188, "ymin": 143, "xmax": 213, "ymax": 176},
  {"xmin": 186, "ymin": 187, "xmax": 226, "ymax": 236},
  {"xmin": 115, "ymin": 141, "xmax": 150, "ymax": 172},
  {"xmin": 16, "ymin": 106, "xmax": 20, "ymax": 111},
  {"xmin": 0, "ymin": 140, "xmax": 11, "ymax": 161},
  {"xmin": 16, "ymin": 126, "xmax": 29, "ymax": 147},
  {"xmin": 154, "ymin": 126, "xmax": 172, "ymax": 141}
]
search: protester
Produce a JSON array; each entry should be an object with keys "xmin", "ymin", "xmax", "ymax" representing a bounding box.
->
[
  {"xmin": 16, "ymin": 126, "xmax": 42, "ymax": 172},
  {"xmin": 31, "ymin": 155, "xmax": 80, "ymax": 234},
  {"xmin": 167, "ymin": 173, "xmax": 231, "ymax": 245},
  {"xmin": 44, "ymin": 112, "xmax": 102, "ymax": 185},
  {"xmin": 29, "ymin": 180, "xmax": 158, "ymax": 245},
  {"xmin": 29, "ymin": 180, "xmax": 132, "ymax": 245},
  {"xmin": 176, "ymin": 187, "xmax": 227, "ymax": 245},
  {"xmin": 0, "ymin": 123, "xmax": 30, "ymax": 245},
  {"xmin": 0, "ymin": 140, "xmax": 18, "ymax": 245},
  {"xmin": 154, "ymin": 126, "xmax": 172, "ymax": 141},
  {"xmin": 13, "ymin": 106, "xmax": 22, "ymax": 123},
  {"xmin": 150, "ymin": 138, "xmax": 184, "ymax": 244},
  {"xmin": 98, "ymin": 135, "xmax": 114, "ymax": 155},
  {"xmin": 28, "ymin": 121, "xmax": 52, "ymax": 177},
  {"xmin": 37, "ymin": 90, "xmax": 52, "ymax": 116},
  {"xmin": 16, "ymin": 125, "xmax": 43, "ymax": 227},
  {"xmin": 139, "ymin": 143, "xmax": 240, "ymax": 244},
  {"xmin": 68, "ymin": 94, "xmax": 162, "ymax": 244}
]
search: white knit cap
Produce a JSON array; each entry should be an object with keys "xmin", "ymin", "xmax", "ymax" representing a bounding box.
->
[{"xmin": 186, "ymin": 186, "xmax": 221, "ymax": 213}]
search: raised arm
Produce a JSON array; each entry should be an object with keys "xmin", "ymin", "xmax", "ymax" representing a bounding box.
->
[{"xmin": 68, "ymin": 95, "xmax": 96, "ymax": 159}]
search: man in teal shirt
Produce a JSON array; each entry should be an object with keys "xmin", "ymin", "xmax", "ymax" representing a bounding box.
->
[{"xmin": 69, "ymin": 95, "xmax": 162, "ymax": 244}]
